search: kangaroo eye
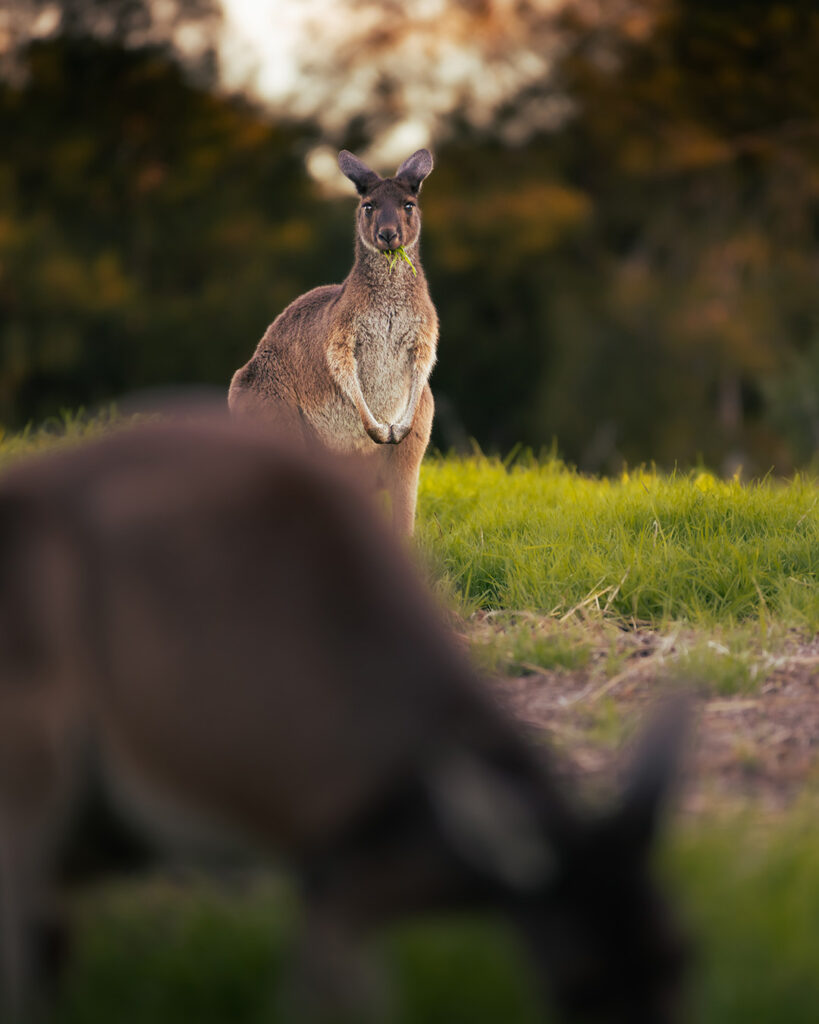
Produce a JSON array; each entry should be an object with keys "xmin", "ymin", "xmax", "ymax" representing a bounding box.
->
[
  {"xmin": 404, "ymin": 203, "xmax": 415, "ymax": 213},
  {"xmin": 362, "ymin": 202, "xmax": 373, "ymax": 212}
]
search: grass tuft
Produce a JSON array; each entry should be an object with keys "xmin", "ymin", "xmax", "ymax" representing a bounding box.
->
[
  {"xmin": 383, "ymin": 245, "xmax": 417, "ymax": 275},
  {"xmin": 0, "ymin": 406, "xmax": 121, "ymax": 470}
]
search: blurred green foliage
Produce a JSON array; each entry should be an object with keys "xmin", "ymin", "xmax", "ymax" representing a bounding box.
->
[
  {"xmin": 0, "ymin": 36, "xmax": 348, "ymax": 423},
  {"xmin": 424, "ymin": 1, "xmax": 819, "ymax": 469},
  {"xmin": 51, "ymin": 809, "xmax": 819, "ymax": 1024},
  {"xmin": 1, "ymin": 1, "xmax": 818, "ymax": 471}
]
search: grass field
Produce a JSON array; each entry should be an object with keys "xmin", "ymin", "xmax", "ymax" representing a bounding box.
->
[
  {"xmin": 2, "ymin": 416, "xmax": 819, "ymax": 1022},
  {"xmin": 417, "ymin": 452, "xmax": 819, "ymax": 627}
]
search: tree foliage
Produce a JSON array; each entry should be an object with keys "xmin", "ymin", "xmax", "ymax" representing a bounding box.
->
[
  {"xmin": 423, "ymin": 0, "xmax": 819, "ymax": 470},
  {"xmin": 0, "ymin": 0, "xmax": 222, "ymax": 78},
  {"xmin": 0, "ymin": 36, "xmax": 344, "ymax": 424},
  {"xmin": 0, "ymin": 2, "xmax": 817, "ymax": 472}
]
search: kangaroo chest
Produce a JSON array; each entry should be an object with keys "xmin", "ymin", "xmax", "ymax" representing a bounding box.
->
[{"xmin": 354, "ymin": 308, "xmax": 417, "ymax": 422}]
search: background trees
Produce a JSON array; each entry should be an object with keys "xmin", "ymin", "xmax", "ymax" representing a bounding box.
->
[{"xmin": 1, "ymin": 0, "xmax": 817, "ymax": 472}]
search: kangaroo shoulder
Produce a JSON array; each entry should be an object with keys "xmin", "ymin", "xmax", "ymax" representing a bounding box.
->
[
  {"xmin": 261, "ymin": 283, "xmax": 344, "ymax": 347},
  {"xmin": 282, "ymin": 283, "xmax": 343, "ymax": 325}
]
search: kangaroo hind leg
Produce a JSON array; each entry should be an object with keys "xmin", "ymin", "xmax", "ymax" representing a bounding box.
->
[
  {"xmin": 0, "ymin": 723, "xmax": 73, "ymax": 1023},
  {"xmin": 381, "ymin": 384, "xmax": 434, "ymax": 537}
]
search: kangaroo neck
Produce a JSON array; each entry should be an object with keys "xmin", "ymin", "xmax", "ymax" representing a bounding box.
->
[{"xmin": 348, "ymin": 236, "xmax": 425, "ymax": 295}]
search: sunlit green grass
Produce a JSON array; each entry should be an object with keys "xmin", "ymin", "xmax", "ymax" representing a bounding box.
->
[
  {"xmin": 4, "ymin": 417, "xmax": 817, "ymax": 631},
  {"xmin": 418, "ymin": 454, "xmax": 819, "ymax": 628}
]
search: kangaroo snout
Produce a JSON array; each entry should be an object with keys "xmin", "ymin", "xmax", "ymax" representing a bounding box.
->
[{"xmin": 377, "ymin": 226, "xmax": 399, "ymax": 249}]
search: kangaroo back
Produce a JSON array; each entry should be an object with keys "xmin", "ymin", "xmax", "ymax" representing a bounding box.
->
[{"xmin": 0, "ymin": 413, "xmax": 686, "ymax": 1023}]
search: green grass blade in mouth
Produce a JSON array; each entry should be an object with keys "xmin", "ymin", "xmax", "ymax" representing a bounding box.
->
[{"xmin": 384, "ymin": 246, "xmax": 417, "ymax": 276}]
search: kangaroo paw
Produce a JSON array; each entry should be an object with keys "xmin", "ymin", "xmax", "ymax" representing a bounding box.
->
[
  {"xmin": 365, "ymin": 422, "xmax": 392, "ymax": 444},
  {"xmin": 388, "ymin": 423, "xmax": 411, "ymax": 444}
]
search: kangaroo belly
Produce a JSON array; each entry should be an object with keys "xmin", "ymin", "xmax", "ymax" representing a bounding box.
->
[
  {"xmin": 309, "ymin": 399, "xmax": 371, "ymax": 453},
  {"xmin": 358, "ymin": 334, "xmax": 412, "ymax": 423},
  {"xmin": 307, "ymin": 327, "xmax": 414, "ymax": 453}
]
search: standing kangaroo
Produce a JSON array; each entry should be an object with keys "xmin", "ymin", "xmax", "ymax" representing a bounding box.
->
[
  {"xmin": 0, "ymin": 415, "xmax": 686, "ymax": 1023},
  {"xmin": 229, "ymin": 149, "xmax": 438, "ymax": 535}
]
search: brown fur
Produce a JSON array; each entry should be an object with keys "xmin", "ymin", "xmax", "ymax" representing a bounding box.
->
[
  {"xmin": 0, "ymin": 415, "xmax": 686, "ymax": 1023},
  {"xmin": 229, "ymin": 149, "xmax": 438, "ymax": 535}
]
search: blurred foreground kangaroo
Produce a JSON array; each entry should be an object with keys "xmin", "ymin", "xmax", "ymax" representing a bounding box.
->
[
  {"xmin": 229, "ymin": 149, "xmax": 438, "ymax": 535},
  {"xmin": 0, "ymin": 415, "xmax": 686, "ymax": 1023}
]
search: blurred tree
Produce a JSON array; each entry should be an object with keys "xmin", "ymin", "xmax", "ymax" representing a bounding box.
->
[
  {"xmin": 290, "ymin": 0, "xmax": 819, "ymax": 470},
  {"xmin": 0, "ymin": 35, "xmax": 346, "ymax": 425},
  {"xmin": 0, "ymin": 0, "xmax": 222, "ymax": 80},
  {"xmin": 1, "ymin": 1, "xmax": 817, "ymax": 472},
  {"xmin": 285, "ymin": 0, "xmax": 648, "ymax": 159},
  {"xmin": 538, "ymin": 0, "xmax": 819, "ymax": 471}
]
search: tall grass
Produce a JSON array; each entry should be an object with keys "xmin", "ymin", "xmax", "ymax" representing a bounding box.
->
[
  {"xmin": 3, "ymin": 419, "xmax": 816, "ymax": 629},
  {"xmin": 3, "ymin": 418, "xmax": 816, "ymax": 631},
  {"xmin": 418, "ymin": 455, "xmax": 819, "ymax": 627}
]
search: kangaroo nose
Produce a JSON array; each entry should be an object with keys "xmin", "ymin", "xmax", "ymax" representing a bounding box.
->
[{"xmin": 378, "ymin": 228, "xmax": 398, "ymax": 247}]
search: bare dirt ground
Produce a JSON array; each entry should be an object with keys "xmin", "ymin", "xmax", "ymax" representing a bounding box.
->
[{"xmin": 469, "ymin": 617, "xmax": 819, "ymax": 815}]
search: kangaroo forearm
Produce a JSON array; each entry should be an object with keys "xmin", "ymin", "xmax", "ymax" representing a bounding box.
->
[
  {"xmin": 412, "ymin": 319, "xmax": 438, "ymax": 375},
  {"xmin": 326, "ymin": 336, "xmax": 389, "ymax": 439},
  {"xmin": 397, "ymin": 372, "xmax": 425, "ymax": 431},
  {"xmin": 396, "ymin": 323, "xmax": 437, "ymax": 430}
]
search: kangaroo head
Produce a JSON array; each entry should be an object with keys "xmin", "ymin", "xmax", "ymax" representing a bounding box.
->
[
  {"xmin": 338, "ymin": 149, "xmax": 433, "ymax": 254},
  {"xmin": 526, "ymin": 700, "xmax": 689, "ymax": 1023},
  {"xmin": 428, "ymin": 699, "xmax": 689, "ymax": 1023}
]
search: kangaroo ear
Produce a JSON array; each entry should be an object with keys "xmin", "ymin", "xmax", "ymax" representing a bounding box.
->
[
  {"xmin": 338, "ymin": 150, "xmax": 381, "ymax": 196},
  {"xmin": 426, "ymin": 750, "xmax": 555, "ymax": 890},
  {"xmin": 395, "ymin": 149, "xmax": 433, "ymax": 193},
  {"xmin": 613, "ymin": 695, "xmax": 690, "ymax": 854}
]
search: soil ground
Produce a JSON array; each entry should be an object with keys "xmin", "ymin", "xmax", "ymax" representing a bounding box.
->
[{"xmin": 467, "ymin": 616, "xmax": 819, "ymax": 815}]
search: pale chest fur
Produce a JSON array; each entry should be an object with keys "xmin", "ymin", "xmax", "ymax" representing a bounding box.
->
[
  {"xmin": 355, "ymin": 305, "xmax": 419, "ymax": 421},
  {"xmin": 311, "ymin": 282, "xmax": 431, "ymax": 452}
]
